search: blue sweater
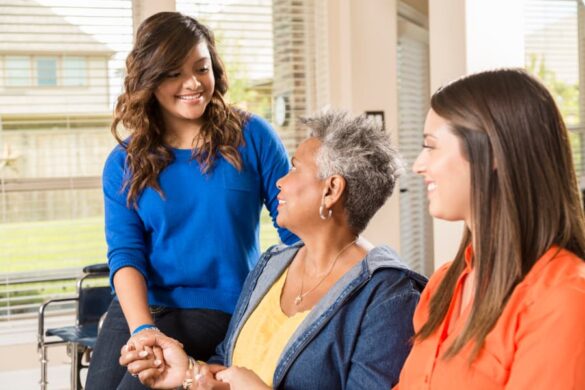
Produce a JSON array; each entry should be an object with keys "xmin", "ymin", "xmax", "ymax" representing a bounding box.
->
[{"xmin": 102, "ymin": 115, "xmax": 297, "ymax": 314}]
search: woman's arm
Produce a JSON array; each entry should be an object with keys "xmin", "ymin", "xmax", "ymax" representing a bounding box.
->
[
  {"xmin": 346, "ymin": 287, "xmax": 420, "ymax": 389},
  {"xmin": 114, "ymin": 267, "xmax": 154, "ymax": 331},
  {"xmin": 249, "ymin": 116, "xmax": 298, "ymax": 245},
  {"xmin": 505, "ymin": 285, "xmax": 585, "ymax": 389},
  {"xmin": 103, "ymin": 149, "xmax": 156, "ymax": 332}
]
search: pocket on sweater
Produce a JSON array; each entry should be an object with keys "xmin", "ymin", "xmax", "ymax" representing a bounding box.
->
[{"xmin": 222, "ymin": 167, "xmax": 260, "ymax": 192}]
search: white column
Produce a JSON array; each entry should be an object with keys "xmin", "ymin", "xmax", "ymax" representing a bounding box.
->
[
  {"xmin": 132, "ymin": 0, "xmax": 176, "ymax": 38},
  {"xmin": 326, "ymin": 0, "xmax": 401, "ymax": 250}
]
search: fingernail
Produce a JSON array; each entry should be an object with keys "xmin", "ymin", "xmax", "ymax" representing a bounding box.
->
[
  {"xmin": 154, "ymin": 359, "xmax": 161, "ymax": 366},
  {"xmin": 195, "ymin": 373, "xmax": 203, "ymax": 381},
  {"xmin": 139, "ymin": 350, "xmax": 148, "ymax": 358}
]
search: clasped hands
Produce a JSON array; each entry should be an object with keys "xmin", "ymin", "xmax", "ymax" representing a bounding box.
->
[{"xmin": 119, "ymin": 331, "xmax": 269, "ymax": 390}]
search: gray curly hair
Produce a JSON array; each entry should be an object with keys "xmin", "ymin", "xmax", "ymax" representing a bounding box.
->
[{"xmin": 301, "ymin": 109, "xmax": 403, "ymax": 233}]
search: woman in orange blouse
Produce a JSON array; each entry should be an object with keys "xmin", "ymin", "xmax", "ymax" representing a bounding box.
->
[{"xmin": 397, "ymin": 68, "xmax": 585, "ymax": 389}]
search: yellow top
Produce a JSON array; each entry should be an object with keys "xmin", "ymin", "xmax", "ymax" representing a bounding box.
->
[{"xmin": 232, "ymin": 268, "xmax": 310, "ymax": 387}]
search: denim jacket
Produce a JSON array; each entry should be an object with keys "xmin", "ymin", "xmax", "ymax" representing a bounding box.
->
[{"xmin": 209, "ymin": 242, "xmax": 427, "ymax": 389}]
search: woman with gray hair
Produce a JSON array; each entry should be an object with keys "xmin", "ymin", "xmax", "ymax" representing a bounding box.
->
[{"xmin": 120, "ymin": 109, "xmax": 427, "ymax": 390}]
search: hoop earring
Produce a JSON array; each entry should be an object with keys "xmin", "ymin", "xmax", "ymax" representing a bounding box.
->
[{"xmin": 319, "ymin": 204, "xmax": 332, "ymax": 220}]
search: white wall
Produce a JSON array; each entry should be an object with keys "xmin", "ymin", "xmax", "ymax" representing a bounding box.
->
[{"xmin": 326, "ymin": 0, "xmax": 402, "ymax": 251}]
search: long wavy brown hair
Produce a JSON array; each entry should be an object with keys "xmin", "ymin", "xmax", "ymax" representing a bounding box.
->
[
  {"xmin": 112, "ymin": 12, "xmax": 248, "ymax": 206},
  {"xmin": 415, "ymin": 69, "xmax": 585, "ymax": 359}
]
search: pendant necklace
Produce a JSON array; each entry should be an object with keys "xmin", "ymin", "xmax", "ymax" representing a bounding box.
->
[{"xmin": 295, "ymin": 237, "xmax": 358, "ymax": 305}]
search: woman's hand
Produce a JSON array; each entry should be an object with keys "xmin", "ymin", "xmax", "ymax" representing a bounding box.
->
[
  {"xmin": 215, "ymin": 366, "xmax": 271, "ymax": 390},
  {"xmin": 120, "ymin": 332, "xmax": 188, "ymax": 389},
  {"xmin": 192, "ymin": 364, "xmax": 231, "ymax": 390}
]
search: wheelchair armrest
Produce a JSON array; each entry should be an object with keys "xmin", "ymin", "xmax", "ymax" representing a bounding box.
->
[
  {"xmin": 82, "ymin": 263, "xmax": 109, "ymax": 275},
  {"xmin": 37, "ymin": 297, "xmax": 79, "ymax": 351}
]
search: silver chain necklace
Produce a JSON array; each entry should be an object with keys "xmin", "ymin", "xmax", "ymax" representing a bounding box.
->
[{"xmin": 294, "ymin": 237, "xmax": 358, "ymax": 305}]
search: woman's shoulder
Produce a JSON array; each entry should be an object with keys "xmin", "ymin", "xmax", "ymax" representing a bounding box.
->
[
  {"xmin": 240, "ymin": 113, "xmax": 281, "ymax": 142},
  {"xmin": 365, "ymin": 246, "xmax": 428, "ymax": 294},
  {"xmin": 508, "ymin": 248, "xmax": 585, "ymax": 338},
  {"xmin": 520, "ymin": 247, "xmax": 585, "ymax": 302},
  {"xmin": 103, "ymin": 141, "xmax": 129, "ymax": 173},
  {"xmin": 426, "ymin": 261, "xmax": 453, "ymax": 288}
]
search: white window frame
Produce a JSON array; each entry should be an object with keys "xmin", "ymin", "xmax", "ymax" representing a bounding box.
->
[
  {"xmin": 4, "ymin": 56, "xmax": 32, "ymax": 87},
  {"xmin": 2, "ymin": 55, "xmax": 89, "ymax": 88}
]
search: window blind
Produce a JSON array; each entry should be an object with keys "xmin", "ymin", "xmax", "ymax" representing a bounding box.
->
[
  {"xmin": 397, "ymin": 7, "xmax": 433, "ymax": 276},
  {"xmin": 524, "ymin": 0, "xmax": 584, "ymax": 178},
  {"xmin": 176, "ymin": 0, "xmax": 325, "ymax": 152}
]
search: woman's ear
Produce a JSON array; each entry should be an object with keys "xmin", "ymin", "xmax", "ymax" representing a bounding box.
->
[{"xmin": 322, "ymin": 175, "xmax": 346, "ymax": 209}]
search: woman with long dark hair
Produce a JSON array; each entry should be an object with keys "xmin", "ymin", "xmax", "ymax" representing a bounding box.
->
[
  {"xmin": 86, "ymin": 12, "xmax": 296, "ymax": 389},
  {"xmin": 397, "ymin": 69, "xmax": 585, "ymax": 389}
]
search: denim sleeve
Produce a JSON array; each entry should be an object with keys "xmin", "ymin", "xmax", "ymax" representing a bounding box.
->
[
  {"xmin": 346, "ymin": 289, "xmax": 420, "ymax": 389},
  {"xmin": 247, "ymin": 115, "xmax": 298, "ymax": 245},
  {"xmin": 207, "ymin": 340, "xmax": 227, "ymax": 365},
  {"xmin": 102, "ymin": 148, "xmax": 149, "ymax": 290}
]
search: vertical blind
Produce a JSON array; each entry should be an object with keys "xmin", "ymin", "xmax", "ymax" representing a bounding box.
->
[{"xmin": 397, "ymin": 9, "xmax": 433, "ymax": 277}]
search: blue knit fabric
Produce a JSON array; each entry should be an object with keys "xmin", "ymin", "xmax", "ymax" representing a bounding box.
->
[{"xmin": 102, "ymin": 115, "xmax": 297, "ymax": 314}]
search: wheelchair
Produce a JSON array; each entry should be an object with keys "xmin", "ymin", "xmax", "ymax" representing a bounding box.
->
[{"xmin": 37, "ymin": 263, "xmax": 112, "ymax": 390}]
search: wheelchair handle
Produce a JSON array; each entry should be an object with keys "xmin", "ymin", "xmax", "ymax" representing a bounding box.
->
[{"xmin": 82, "ymin": 263, "xmax": 109, "ymax": 274}]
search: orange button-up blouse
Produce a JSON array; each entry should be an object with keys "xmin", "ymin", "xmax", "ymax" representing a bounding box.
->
[{"xmin": 395, "ymin": 246, "xmax": 585, "ymax": 390}]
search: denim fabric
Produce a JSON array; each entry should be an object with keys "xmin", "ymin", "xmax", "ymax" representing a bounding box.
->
[
  {"xmin": 86, "ymin": 300, "xmax": 230, "ymax": 390},
  {"xmin": 209, "ymin": 242, "xmax": 427, "ymax": 389}
]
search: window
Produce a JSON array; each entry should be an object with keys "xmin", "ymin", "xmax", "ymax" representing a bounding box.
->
[
  {"xmin": 3, "ymin": 56, "xmax": 88, "ymax": 87},
  {"xmin": 5, "ymin": 56, "xmax": 31, "ymax": 86},
  {"xmin": 36, "ymin": 57, "xmax": 58, "ymax": 86},
  {"xmin": 62, "ymin": 57, "xmax": 87, "ymax": 86},
  {"xmin": 0, "ymin": 0, "xmax": 132, "ymax": 323},
  {"xmin": 524, "ymin": 0, "xmax": 584, "ymax": 177},
  {"xmin": 0, "ymin": 0, "xmax": 323, "ymax": 325}
]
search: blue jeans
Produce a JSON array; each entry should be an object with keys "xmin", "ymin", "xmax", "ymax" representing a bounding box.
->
[{"xmin": 85, "ymin": 299, "xmax": 231, "ymax": 390}]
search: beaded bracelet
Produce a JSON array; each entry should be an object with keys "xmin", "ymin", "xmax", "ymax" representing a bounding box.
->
[
  {"xmin": 181, "ymin": 357, "xmax": 197, "ymax": 389},
  {"xmin": 131, "ymin": 323, "xmax": 159, "ymax": 336}
]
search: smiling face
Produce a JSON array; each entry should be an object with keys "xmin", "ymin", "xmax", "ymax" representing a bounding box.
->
[
  {"xmin": 154, "ymin": 41, "xmax": 215, "ymax": 132},
  {"xmin": 413, "ymin": 109, "xmax": 472, "ymax": 226},
  {"xmin": 276, "ymin": 138, "xmax": 326, "ymax": 233}
]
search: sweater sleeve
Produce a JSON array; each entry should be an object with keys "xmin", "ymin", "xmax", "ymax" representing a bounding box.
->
[
  {"xmin": 102, "ymin": 147, "xmax": 149, "ymax": 289},
  {"xmin": 247, "ymin": 115, "xmax": 298, "ymax": 245}
]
